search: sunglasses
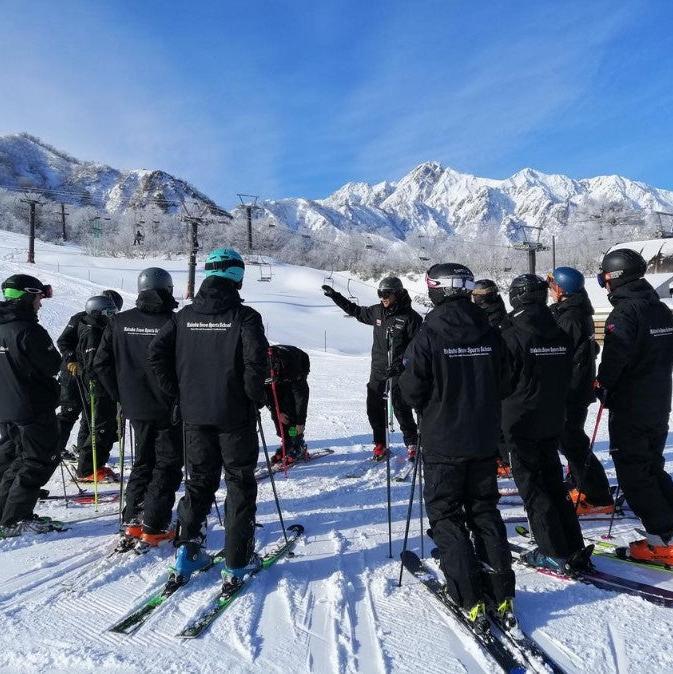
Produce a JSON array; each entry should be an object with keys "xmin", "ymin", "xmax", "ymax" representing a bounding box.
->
[{"xmin": 378, "ymin": 290, "xmax": 395, "ymax": 299}]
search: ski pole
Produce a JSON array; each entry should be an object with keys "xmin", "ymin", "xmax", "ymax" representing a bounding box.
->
[
  {"xmin": 90, "ymin": 380, "xmax": 99, "ymax": 511},
  {"xmin": 398, "ymin": 437, "xmax": 421, "ymax": 587},
  {"xmin": 385, "ymin": 328, "xmax": 394, "ymax": 559},
  {"xmin": 214, "ymin": 500, "xmax": 224, "ymax": 528},
  {"xmin": 418, "ymin": 443, "xmax": 425, "ymax": 559},
  {"xmin": 573, "ymin": 402, "xmax": 605, "ymax": 516},
  {"xmin": 257, "ymin": 408, "xmax": 289, "ymax": 546},
  {"xmin": 59, "ymin": 461, "xmax": 69, "ymax": 509},
  {"xmin": 117, "ymin": 410, "xmax": 126, "ymax": 529},
  {"xmin": 605, "ymin": 483, "xmax": 621, "ymax": 540},
  {"xmin": 268, "ymin": 347, "xmax": 288, "ymax": 475}
]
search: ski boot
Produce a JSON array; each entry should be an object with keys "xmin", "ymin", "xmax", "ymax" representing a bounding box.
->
[
  {"xmin": 496, "ymin": 459, "xmax": 512, "ymax": 479},
  {"xmin": 465, "ymin": 601, "xmax": 489, "ymax": 634},
  {"xmin": 221, "ymin": 552, "xmax": 262, "ymax": 587},
  {"xmin": 372, "ymin": 443, "xmax": 388, "ymax": 461},
  {"xmin": 78, "ymin": 466, "xmax": 119, "ymax": 483},
  {"xmin": 116, "ymin": 519, "xmax": 142, "ymax": 552},
  {"xmin": 568, "ymin": 489, "xmax": 615, "ymax": 516},
  {"xmin": 135, "ymin": 525, "xmax": 175, "ymax": 554},
  {"xmin": 494, "ymin": 597, "xmax": 517, "ymax": 630},
  {"xmin": 406, "ymin": 445, "xmax": 417, "ymax": 462},
  {"xmin": 565, "ymin": 545, "xmax": 594, "ymax": 574},
  {"xmin": 172, "ymin": 541, "xmax": 212, "ymax": 583},
  {"xmin": 519, "ymin": 547, "xmax": 567, "ymax": 573},
  {"xmin": 0, "ymin": 515, "xmax": 65, "ymax": 539},
  {"xmin": 628, "ymin": 532, "xmax": 673, "ymax": 565},
  {"xmin": 62, "ymin": 446, "xmax": 78, "ymax": 462}
]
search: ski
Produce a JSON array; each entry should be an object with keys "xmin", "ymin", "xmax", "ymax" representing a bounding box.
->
[
  {"xmin": 394, "ymin": 459, "xmax": 416, "ymax": 482},
  {"xmin": 341, "ymin": 451, "xmax": 403, "ymax": 479},
  {"xmin": 108, "ymin": 546, "xmax": 228, "ymax": 635},
  {"xmin": 0, "ymin": 516, "xmax": 69, "ymax": 540},
  {"xmin": 510, "ymin": 542, "xmax": 673, "ymax": 608},
  {"xmin": 178, "ymin": 523, "xmax": 304, "ymax": 638},
  {"xmin": 401, "ymin": 550, "xmax": 545, "ymax": 673},
  {"xmin": 502, "ymin": 513, "xmax": 638, "ymax": 525},
  {"xmin": 255, "ymin": 448, "xmax": 334, "ymax": 481}
]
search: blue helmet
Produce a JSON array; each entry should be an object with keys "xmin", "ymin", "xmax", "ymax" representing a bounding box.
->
[
  {"xmin": 549, "ymin": 266, "xmax": 584, "ymax": 295},
  {"xmin": 204, "ymin": 248, "xmax": 245, "ymax": 284}
]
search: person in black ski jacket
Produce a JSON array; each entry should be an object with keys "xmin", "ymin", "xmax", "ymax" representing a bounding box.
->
[
  {"xmin": 399, "ymin": 263, "xmax": 515, "ymax": 627},
  {"xmin": 56, "ymin": 289, "xmax": 122, "ymax": 460},
  {"xmin": 501, "ymin": 274, "xmax": 589, "ymax": 571},
  {"xmin": 94, "ymin": 268, "xmax": 182, "ymax": 548},
  {"xmin": 472, "ymin": 278, "xmax": 511, "ymax": 476},
  {"xmin": 548, "ymin": 267, "xmax": 612, "ymax": 513},
  {"xmin": 322, "ymin": 276, "xmax": 422, "ymax": 461},
  {"xmin": 148, "ymin": 248, "xmax": 269, "ymax": 582},
  {"xmin": 73, "ymin": 295, "xmax": 119, "ymax": 481},
  {"xmin": 0, "ymin": 274, "xmax": 61, "ymax": 529},
  {"xmin": 596, "ymin": 249, "xmax": 673, "ymax": 564},
  {"xmin": 266, "ymin": 345, "xmax": 311, "ymax": 465}
]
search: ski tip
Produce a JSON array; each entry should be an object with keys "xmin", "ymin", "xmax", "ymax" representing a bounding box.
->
[{"xmin": 400, "ymin": 550, "xmax": 422, "ymax": 571}]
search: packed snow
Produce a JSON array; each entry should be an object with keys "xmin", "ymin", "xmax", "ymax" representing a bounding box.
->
[{"xmin": 1, "ymin": 231, "xmax": 673, "ymax": 673}]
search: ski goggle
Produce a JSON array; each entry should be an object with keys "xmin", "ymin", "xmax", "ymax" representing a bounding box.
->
[
  {"xmin": 425, "ymin": 273, "xmax": 475, "ymax": 290},
  {"xmin": 596, "ymin": 270, "xmax": 621, "ymax": 288},
  {"xmin": 378, "ymin": 290, "xmax": 395, "ymax": 299},
  {"xmin": 2, "ymin": 285, "xmax": 53, "ymax": 300}
]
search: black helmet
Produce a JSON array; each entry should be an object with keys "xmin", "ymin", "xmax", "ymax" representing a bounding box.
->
[
  {"xmin": 472, "ymin": 279, "xmax": 500, "ymax": 306},
  {"xmin": 2, "ymin": 274, "xmax": 53, "ymax": 301},
  {"xmin": 509, "ymin": 274, "xmax": 548, "ymax": 310},
  {"xmin": 102, "ymin": 289, "xmax": 123, "ymax": 311},
  {"xmin": 85, "ymin": 295, "xmax": 118, "ymax": 318},
  {"xmin": 138, "ymin": 267, "xmax": 174, "ymax": 293},
  {"xmin": 378, "ymin": 276, "xmax": 404, "ymax": 294},
  {"xmin": 598, "ymin": 248, "xmax": 646, "ymax": 290},
  {"xmin": 425, "ymin": 263, "xmax": 474, "ymax": 305}
]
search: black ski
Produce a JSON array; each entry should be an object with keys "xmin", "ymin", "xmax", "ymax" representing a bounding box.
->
[
  {"xmin": 510, "ymin": 542, "xmax": 673, "ymax": 608},
  {"xmin": 178, "ymin": 524, "xmax": 304, "ymax": 638},
  {"xmin": 401, "ymin": 550, "xmax": 537, "ymax": 673}
]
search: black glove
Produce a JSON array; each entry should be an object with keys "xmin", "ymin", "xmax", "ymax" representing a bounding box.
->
[
  {"xmin": 594, "ymin": 381, "xmax": 609, "ymax": 408},
  {"xmin": 385, "ymin": 362, "xmax": 404, "ymax": 379},
  {"xmin": 321, "ymin": 284, "xmax": 336, "ymax": 298},
  {"xmin": 171, "ymin": 400, "xmax": 181, "ymax": 426}
]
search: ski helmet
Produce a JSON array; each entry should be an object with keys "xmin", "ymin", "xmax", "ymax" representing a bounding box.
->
[
  {"xmin": 137, "ymin": 267, "xmax": 174, "ymax": 294},
  {"xmin": 85, "ymin": 295, "xmax": 118, "ymax": 318},
  {"xmin": 509, "ymin": 274, "xmax": 548, "ymax": 310},
  {"xmin": 547, "ymin": 267, "xmax": 584, "ymax": 296},
  {"xmin": 597, "ymin": 248, "xmax": 646, "ymax": 290},
  {"xmin": 102, "ymin": 289, "xmax": 123, "ymax": 311},
  {"xmin": 472, "ymin": 279, "xmax": 500, "ymax": 306},
  {"xmin": 425, "ymin": 263, "xmax": 474, "ymax": 305},
  {"xmin": 204, "ymin": 248, "xmax": 245, "ymax": 285},
  {"xmin": 378, "ymin": 276, "xmax": 404, "ymax": 294},
  {"xmin": 1, "ymin": 274, "xmax": 53, "ymax": 301}
]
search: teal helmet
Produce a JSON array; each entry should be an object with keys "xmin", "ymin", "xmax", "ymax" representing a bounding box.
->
[{"xmin": 204, "ymin": 248, "xmax": 245, "ymax": 284}]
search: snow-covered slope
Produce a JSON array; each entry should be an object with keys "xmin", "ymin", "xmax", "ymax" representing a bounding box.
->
[{"xmin": 1, "ymin": 233, "xmax": 673, "ymax": 674}]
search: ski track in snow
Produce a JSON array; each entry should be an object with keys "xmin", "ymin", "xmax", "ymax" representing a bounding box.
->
[{"xmin": 2, "ymin": 233, "xmax": 673, "ymax": 672}]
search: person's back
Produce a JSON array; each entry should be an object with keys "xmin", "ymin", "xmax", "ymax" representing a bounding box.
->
[
  {"xmin": 400, "ymin": 263, "xmax": 515, "ymax": 630},
  {"xmin": 149, "ymin": 248, "xmax": 268, "ymax": 584}
]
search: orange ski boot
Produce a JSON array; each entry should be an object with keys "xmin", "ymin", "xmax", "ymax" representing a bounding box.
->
[
  {"xmin": 372, "ymin": 443, "xmax": 388, "ymax": 461},
  {"xmin": 568, "ymin": 489, "xmax": 615, "ymax": 516},
  {"xmin": 496, "ymin": 460, "xmax": 512, "ymax": 479},
  {"xmin": 135, "ymin": 526, "xmax": 176, "ymax": 553},
  {"xmin": 628, "ymin": 535, "xmax": 673, "ymax": 565}
]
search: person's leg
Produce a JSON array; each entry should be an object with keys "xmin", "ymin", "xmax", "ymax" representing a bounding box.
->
[
  {"xmin": 465, "ymin": 456, "xmax": 515, "ymax": 604},
  {"xmin": 390, "ymin": 380, "xmax": 418, "ymax": 446},
  {"xmin": 0, "ymin": 413, "xmax": 60, "ymax": 525},
  {"xmin": 220, "ymin": 421, "xmax": 259, "ymax": 569},
  {"xmin": 366, "ymin": 381, "xmax": 387, "ymax": 446},
  {"xmin": 424, "ymin": 460, "xmax": 483, "ymax": 610},
  {"xmin": 122, "ymin": 420, "xmax": 156, "ymax": 523},
  {"xmin": 141, "ymin": 422, "xmax": 184, "ymax": 531}
]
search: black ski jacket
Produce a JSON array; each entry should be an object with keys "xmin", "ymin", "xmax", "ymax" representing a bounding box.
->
[
  {"xmin": 0, "ymin": 301, "xmax": 61, "ymax": 422},
  {"xmin": 598, "ymin": 279, "xmax": 673, "ymax": 426},
  {"xmin": 94, "ymin": 290, "xmax": 177, "ymax": 421},
  {"xmin": 501, "ymin": 303, "xmax": 572, "ymax": 440},
  {"xmin": 56, "ymin": 310, "xmax": 86, "ymax": 363},
  {"xmin": 476, "ymin": 295, "xmax": 509, "ymax": 330},
  {"xmin": 399, "ymin": 298, "xmax": 509, "ymax": 461},
  {"xmin": 550, "ymin": 289, "xmax": 598, "ymax": 407},
  {"xmin": 329, "ymin": 289, "xmax": 422, "ymax": 383},
  {"xmin": 148, "ymin": 277, "xmax": 269, "ymax": 428},
  {"xmin": 75, "ymin": 314, "xmax": 111, "ymax": 392},
  {"xmin": 267, "ymin": 345, "xmax": 311, "ymax": 425}
]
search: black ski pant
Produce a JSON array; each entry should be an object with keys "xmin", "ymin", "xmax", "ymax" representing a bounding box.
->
[
  {"xmin": 0, "ymin": 423, "xmax": 18, "ymax": 479},
  {"xmin": 367, "ymin": 378, "xmax": 418, "ymax": 447},
  {"xmin": 176, "ymin": 420, "xmax": 259, "ymax": 568},
  {"xmin": 55, "ymin": 372, "xmax": 84, "ymax": 455},
  {"xmin": 424, "ymin": 456, "xmax": 515, "ymax": 610},
  {"xmin": 0, "ymin": 412, "xmax": 60, "ymax": 525},
  {"xmin": 77, "ymin": 391, "xmax": 117, "ymax": 477},
  {"xmin": 268, "ymin": 379, "xmax": 309, "ymax": 453},
  {"xmin": 123, "ymin": 419, "xmax": 184, "ymax": 531},
  {"xmin": 609, "ymin": 414, "xmax": 673, "ymax": 537},
  {"xmin": 509, "ymin": 435, "xmax": 584, "ymax": 558},
  {"xmin": 560, "ymin": 403, "xmax": 612, "ymax": 505}
]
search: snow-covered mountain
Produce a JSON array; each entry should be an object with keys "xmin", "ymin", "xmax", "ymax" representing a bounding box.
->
[
  {"xmin": 0, "ymin": 133, "xmax": 221, "ymax": 215},
  {"xmin": 259, "ymin": 161, "xmax": 673, "ymax": 243}
]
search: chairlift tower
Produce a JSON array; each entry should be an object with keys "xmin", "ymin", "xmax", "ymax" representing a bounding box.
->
[
  {"xmin": 237, "ymin": 194, "xmax": 260, "ymax": 253},
  {"xmin": 512, "ymin": 222, "xmax": 549, "ymax": 275}
]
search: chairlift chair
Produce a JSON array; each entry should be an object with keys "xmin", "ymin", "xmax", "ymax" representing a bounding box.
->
[
  {"xmin": 323, "ymin": 264, "xmax": 335, "ymax": 288},
  {"xmin": 344, "ymin": 278, "xmax": 358, "ymax": 318},
  {"xmin": 259, "ymin": 262, "xmax": 272, "ymax": 282}
]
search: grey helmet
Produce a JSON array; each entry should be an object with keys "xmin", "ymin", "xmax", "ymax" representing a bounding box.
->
[
  {"xmin": 85, "ymin": 295, "xmax": 118, "ymax": 317},
  {"xmin": 138, "ymin": 267, "xmax": 174, "ymax": 294},
  {"xmin": 378, "ymin": 276, "xmax": 404, "ymax": 297},
  {"xmin": 102, "ymin": 289, "xmax": 123, "ymax": 311}
]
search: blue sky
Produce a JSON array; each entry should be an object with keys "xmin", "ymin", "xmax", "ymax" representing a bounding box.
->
[{"xmin": 1, "ymin": 1, "xmax": 672, "ymax": 205}]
